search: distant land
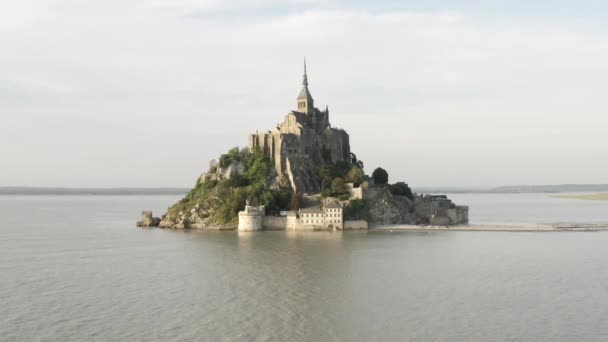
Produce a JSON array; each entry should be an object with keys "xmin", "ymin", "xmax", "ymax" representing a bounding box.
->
[
  {"xmin": 0, "ymin": 187, "xmax": 189, "ymax": 196},
  {"xmin": 486, "ymin": 184, "xmax": 608, "ymax": 193},
  {"xmin": 415, "ymin": 184, "xmax": 608, "ymax": 194},
  {"xmin": 551, "ymin": 193, "xmax": 608, "ymax": 201}
]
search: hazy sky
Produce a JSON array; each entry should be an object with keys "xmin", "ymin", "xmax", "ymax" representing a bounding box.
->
[{"xmin": 2, "ymin": 0, "xmax": 607, "ymax": 188}]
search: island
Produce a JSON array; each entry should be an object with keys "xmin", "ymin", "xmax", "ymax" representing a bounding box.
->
[{"xmin": 137, "ymin": 62, "xmax": 469, "ymax": 231}]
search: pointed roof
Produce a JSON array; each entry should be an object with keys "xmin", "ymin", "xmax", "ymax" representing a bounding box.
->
[{"xmin": 297, "ymin": 59, "xmax": 314, "ymax": 102}]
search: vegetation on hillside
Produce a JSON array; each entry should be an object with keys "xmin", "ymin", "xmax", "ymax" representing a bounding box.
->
[
  {"xmin": 167, "ymin": 147, "xmax": 292, "ymax": 224},
  {"xmin": 370, "ymin": 167, "xmax": 414, "ymax": 200},
  {"xmin": 166, "ymin": 147, "xmax": 417, "ymax": 226},
  {"xmin": 315, "ymin": 154, "xmax": 366, "ymax": 199}
]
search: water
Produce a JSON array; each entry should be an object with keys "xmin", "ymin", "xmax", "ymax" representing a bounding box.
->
[
  {"xmin": 448, "ymin": 192, "xmax": 608, "ymax": 226},
  {"xmin": 1, "ymin": 194, "xmax": 608, "ymax": 341}
]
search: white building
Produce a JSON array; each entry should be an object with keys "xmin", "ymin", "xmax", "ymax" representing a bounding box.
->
[
  {"xmin": 297, "ymin": 198, "xmax": 343, "ymax": 230},
  {"xmin": 238, "ymin": 201, "xmax": 265, "ymax": 231}
]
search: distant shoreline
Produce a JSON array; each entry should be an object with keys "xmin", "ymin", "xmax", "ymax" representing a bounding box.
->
[
  {"xmin": 372, "ymin": 223, "xmax": 608, "ymax": 232},
  {"xmin": 414, "ymin": 184, "xmax": 608, "ymax": 194},
  {"xmin": 0, "ymin": 187, "xmax": 188, "ymax": 196},
  {"xmin": 551, "ymin": 193, "xmax": 608, "ymax": 201}
]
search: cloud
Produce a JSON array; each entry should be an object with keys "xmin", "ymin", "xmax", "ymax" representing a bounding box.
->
[{"xmin": 1, "ymin": 1, "xmax": 607, "ymax": 186}]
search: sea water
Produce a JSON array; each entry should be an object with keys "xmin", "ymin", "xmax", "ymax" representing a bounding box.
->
[{"xmin": 1, "ymin": 194, "xmax": 607, "ymax": 341}]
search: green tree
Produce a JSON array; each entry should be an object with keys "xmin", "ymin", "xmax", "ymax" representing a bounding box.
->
[
  {"xmin": 372, "ymin": 167, "xmax": 389, "ymax": 185},
  {"xmin": 317, "ymin": 165, "xmax": 333, "ymax": 190},
  {"xmin": 331, "ymin": 177, "xmax": 347, "ymax": 194},
  {"xmin": 346, "ymin": 167, "xmax": 365, "ymax": 187},
  {"xmin": 389, "ymin": 182, "xmax": 414, "ymax": 200}
]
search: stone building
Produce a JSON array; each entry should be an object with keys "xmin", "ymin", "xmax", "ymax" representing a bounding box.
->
[
  {"xmin": 414, "ymin": 194, "xmax": 469, "ymax": 225},
  {"xmin": 248, "ymin": 61, "xmax": 351, "ymax": 194},
  {"xmin": 238, "ymin": 201, "xmax": 265, "ymax": 231},
  {"xmin": 297, "ymin": 198, "xmax": 344, "ymax": 230},
  {"xmin": 237, "ymin": 197, "xmax": 345, "ymax": 231}
]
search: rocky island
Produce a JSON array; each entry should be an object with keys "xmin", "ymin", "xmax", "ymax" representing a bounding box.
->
[{"xmin": 137, "ymin": 62, "xmax": 469, "ymax": 231}]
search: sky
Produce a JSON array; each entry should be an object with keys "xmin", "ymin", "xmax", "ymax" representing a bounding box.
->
[{"xmin": 1, "ymin": 0, "xmax": 607, "ymax": 188}]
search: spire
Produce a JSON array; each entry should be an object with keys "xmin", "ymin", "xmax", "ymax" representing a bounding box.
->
[
  {"xmin": 297, "ymin": 58, "xmax": 314, "ymax": 113},
  {"xmin": 302, "ymin": 58, "xmax": 308, "ymax": 86}
]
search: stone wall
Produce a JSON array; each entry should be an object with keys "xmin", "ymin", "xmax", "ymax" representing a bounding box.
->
[
  {"xmin": 262, "ymin": 216, "xmax": 288, "ymax": 230},
  {"xmin": 343, "ymin": 220, "xmax": 368, "ymax": 230},
  {"xmin": 238, "ymin": 213, "xmax": 263, "ymax": 231},
  {"xmin": 346, "ymin": 183, "xmax": 363, "ymax": 200},
  {"xmin": 447, "ymin": 206, "xmax": 469, "ymax": 225}
]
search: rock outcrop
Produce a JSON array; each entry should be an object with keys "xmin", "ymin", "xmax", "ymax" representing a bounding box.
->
[
  {"xmin": 136, "ymin": 211, "xmax": 161, "ymax": 227},
  {"xmin": 363, "ymin": 187, "xmax": 415, "ymax": 226}
]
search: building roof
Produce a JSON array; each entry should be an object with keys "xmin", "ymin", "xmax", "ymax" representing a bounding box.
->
[
  {"xmin": 289, "ymin": 111, "xmax": 308, "ymax": 122},
  {"xmin": 297, "ymin": 85, "xmax": 313, "ymax": 102},
  {"xmin": 300, "ymin": 207, "xmax": 324, "ymax": 213},
  {"xmin": 324, "ymin": 198, "xmax": 343, "ymax": 209},
  {"xmin": 296, "ymin": 59, "xmax": 314, "ymax": 102}
]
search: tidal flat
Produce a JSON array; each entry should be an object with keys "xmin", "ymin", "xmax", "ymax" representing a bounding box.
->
[{"xmin": 552, "ymin": 193, "xmax": 608, "ymax": 201}]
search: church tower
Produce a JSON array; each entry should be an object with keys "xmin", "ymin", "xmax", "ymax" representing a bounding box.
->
[{"xmin": 297, "ymin": 59, "xmax": 314, "ymax": 114}]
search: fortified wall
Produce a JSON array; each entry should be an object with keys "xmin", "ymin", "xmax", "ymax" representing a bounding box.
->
[{"xmin": 414, "ymin": 195, "xmax": 469, "ymax": 225}]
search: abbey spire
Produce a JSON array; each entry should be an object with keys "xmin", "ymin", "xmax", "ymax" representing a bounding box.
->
[{"xmin": 297, "ymin": 59, "xmax": 314, "ymax": 114}]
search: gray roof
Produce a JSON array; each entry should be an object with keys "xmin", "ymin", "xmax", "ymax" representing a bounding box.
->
[
  {"xmin": 297, "ymin": 85, "xmax": 314, "ymax": 102},
  {"xmin": 324, "ymin": 200, "xmax": 343, "ymax": 209}
]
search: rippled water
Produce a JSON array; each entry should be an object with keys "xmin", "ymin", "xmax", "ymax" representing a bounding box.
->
[
  {"xmin": 1, "ymin": 195, "xmax": 608, "ymax": 341},
  {"xmin": 448, "ymin": 192, "xmax": 608, "ymax": 226}
]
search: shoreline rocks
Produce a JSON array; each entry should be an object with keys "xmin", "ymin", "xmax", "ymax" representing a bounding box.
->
[{"xmin": 136, "ymin": 211, "xmax": 161, "ymax": 227}]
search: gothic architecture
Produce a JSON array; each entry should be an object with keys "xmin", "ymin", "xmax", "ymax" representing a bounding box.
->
[{"xmin": 248, "ymin": 61, "xmax": 351, "ymax": 194}]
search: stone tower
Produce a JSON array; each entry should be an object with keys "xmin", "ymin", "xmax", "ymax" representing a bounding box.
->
[{"xmin": 297, "ymin": 59, "xmax": 314, "ymax": 114}]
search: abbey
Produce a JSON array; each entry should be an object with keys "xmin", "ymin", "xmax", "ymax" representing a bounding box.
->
[
  {"xmin": 139, "ymin": 61, "xmax": 469, "ymax": 231},
  {"xmin": 248, "ymin": 61, "xmax": 350, "ymax": 194}
]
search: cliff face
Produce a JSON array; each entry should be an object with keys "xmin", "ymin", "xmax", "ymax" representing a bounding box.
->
[{"xmin": 363, "ymin": 187, "xmax": 416, "ymax": 226}]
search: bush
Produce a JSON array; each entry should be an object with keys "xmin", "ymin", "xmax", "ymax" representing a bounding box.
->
[
  {"xmin": 223, "ymin": 174, "xmax": 249, "ymax": 188},
  {"xmin": 321, "ymin": 189, "xmax": 333, "ymax": 198},
  {"xmin": 338, "ymin": 194, "xmax": 350, "ymax": 201},
  {"xmin": 346, "ymin": 167, "xmax": 365, "ymax": 187}
]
